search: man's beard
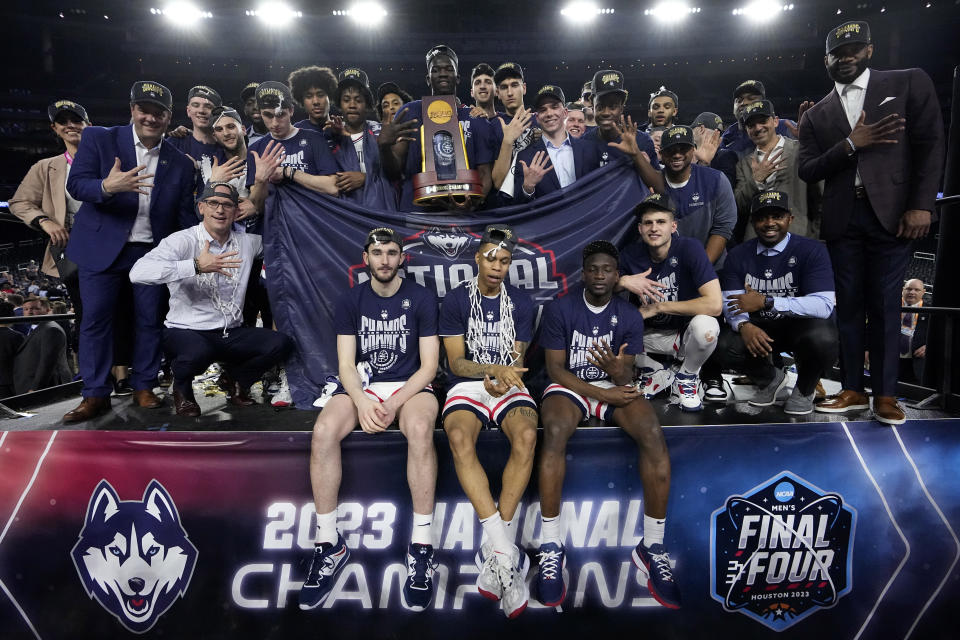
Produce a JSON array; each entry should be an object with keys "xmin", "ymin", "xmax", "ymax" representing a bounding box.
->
[
  {"xmin": 827, "ymin": 56, "xmax": 869, "ymax": 84},
  {"xmin": 370, "ymin": 265, "xmax": 399, "ymax": 284}
]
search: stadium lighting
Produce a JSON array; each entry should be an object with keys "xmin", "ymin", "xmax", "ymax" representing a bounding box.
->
[
  {"xmin": 732, "ymin": 2, "xmax": 795, "ymax": 20},
  {"xmin": 151, "ymin": 3, "xmax": 213, "ymax": 21},
  {"xmin": 560, "ymin": 3, "xmax": 615, "ymax": 23},
  {"xmin": 248, "ymin": 2, "xmax": 302, "ymax": 26},
  {"xmin": 644, "ymin": 3, "xmax": 701, "ymax": 23},
  {"xmin": 332, "ymin": 3, "xmax": 388, "ymax": 25}
]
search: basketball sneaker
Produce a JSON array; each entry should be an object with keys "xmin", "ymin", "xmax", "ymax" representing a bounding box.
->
[
  {"xmin": 536, "ymin": 542, "xmax": 566, "ymax": 607},
  {"xmin": 631, "ymin": 539, "xmax": 681, "ymax": 609},
  {"xmin": 402, "ymin": 543, "xmax": 437, "ymax": 612},
  {"xmin": 671, "ymin": 371, "xmax": 703, "ymax": 412},
  {"xmin": 299, "ymin": 534, "xmax": 350, "ymax": 610},
  {"xmin": 497, "ymin": 549, "xmax": 529, "ymax": 619}
]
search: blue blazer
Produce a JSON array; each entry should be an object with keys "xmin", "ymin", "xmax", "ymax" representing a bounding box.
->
[
  {"xmin": 511, "ymin": 135, "xmax": 599, "ymax": 202},
  {"xmin": 66, "ymin": 125, "xmax": 196, "ymax": 271}
]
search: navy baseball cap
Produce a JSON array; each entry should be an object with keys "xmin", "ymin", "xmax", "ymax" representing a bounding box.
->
[
  {"xmin": 256, "ymin": 81, "xmax": 294, "ymax": 110},
  {"xmin": 740, "ymin": 100, "xmax": 777, "ymax": 125},
  {"xmin": 649, "ymin": 86, "xmax": 678, "ymax": 108},
  {"xmin": 733, "ymin": 80, "xmax": 765, "ymax": 100},
  {"xmin": 633, "ymin": 192, "xmax": 675, "ymax": 217},
  {"xmin": 660, "ymin": 124, "xmax": 695, "ymax": 151},
  {"xmin": 364, "ymin": 227, "xmax": 404, "ymax": 250},
  {"xmin": 187, "ymin": 85, "xmax": 222, "ymax": 107},
  {"xmin": 241, "ymin": 82, "xmax": 259, "ymax": 102},
  {"xmin": 592, "ymin": 70, "xmax": 627, "ymax": 101},
  {"xmin": 426, "ymin": 44, "xmax": 458, "ymax": 71},
  {"xmin": 534, "ymin": 85, "xmax": 566, "ymax": 109},
  {"xmin": 691, "ymin": 112, "xmax": 724, "ymax": 131},
  {"xmin": 480, "ymin": 225, "xmax": 517, "ymax": 253},
  {"xmin": 197, "ymin": 181, "xmax": 239, "ymax": 206},
  {"xmin": 337, "ymin": 67, "xmax": 374, "ymax": 107},
  {"xmin": 751, "ymin": 190, "xmax": 791, "ymax": 216},
  {"xmin": 827, "ymin": 21, "xmax": 871, "ymax": 54},
  {"xmin": 48, "ymin": 99, "xmax": 89, "ymax": 123},
  {"xmin": 130, "ymin": 81, "xmax": 173, "ymax": 111},
  {"xmin": 494, "ymin": 62, "xmax": 524, "ymax": 86}
]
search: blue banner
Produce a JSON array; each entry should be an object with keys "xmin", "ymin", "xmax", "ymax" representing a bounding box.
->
[
  {"xmin": 0, "ymin": 419, "xmax": 958, "ymax": 639},
  {"xmin": 262, "ymin": 162, "xmax": 647, "ymax": 407}
]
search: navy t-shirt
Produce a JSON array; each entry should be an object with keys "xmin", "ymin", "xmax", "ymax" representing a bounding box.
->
[
  {"xmin": 333, "ymin": 278, "xmax": 439, "ymax": 383},
  {"xmin": 721, "ymin": 234, "xmax": 834, "ymax": 323},
  {"xmin": 540, "ymin": 287, "xmax": 645, "ymax": 382},
  {"xmin": 393, "ymin": 101, "xmax": 497, "ymax": 211},
  {"xmin": 439, "ymin": 282, "xmax": 535, "ymax": 387},
  {"xmin": 245, "ymin": 128, "xmax": 337, "ymax": 187},
  {"xmin": 582, "ymin": 127, "xmax": 661, "ymax": 170},
  {"xmin": 620, "ymin": 235, "xmax": 718, "ymax": 330},
  {"xmin": 663, "ymin": 163, "xmax": 737, "ymax": 249}
]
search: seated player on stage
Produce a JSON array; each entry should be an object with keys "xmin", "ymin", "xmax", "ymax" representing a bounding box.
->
[
  {"xmin": 299, "ymin": 228, "xmax": 440, "ymax": 612},
  {"xmin": 715, "ymin": 190, "xmax": 838, "ymax": 415},
  {"xmin": 536, "ymin": 240, "xmax": 681, "ymax": 609},
  {"xmin": 129, "ymin": 181, "xmax": 293, "ymax": 417},
  {"xmin": 618, "ymin": 194, "xmax": 722, "ymax": 411},
  {"xmin": 439, "ymin": 225, "xmax": 538, "ymax": 619}
]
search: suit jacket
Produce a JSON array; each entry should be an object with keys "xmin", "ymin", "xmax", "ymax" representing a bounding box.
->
[
  {"xmin": 66, "ymin": 124, "xmax": 196, "ymax": 272},
  {"xmin": 0, "ymin": 327, "xmax": 25, "ymax": 398},
  {"xmin": 13, "ymin": 321, "xmax": 72, "ymax": 395},
  {"xmin": 512, "ymin": 135, "xmax": 599, "ymax": 202},
  {"xmin": 797, "ymin": 68, "xmax": 945, "ymax": 241},
  {"xmin": 735, "ymin": 137, "xmax": 823, "ymax": 239},
  {"xmin": 9, "ymin": 154, "xmax": 69, "ymax": 277}
]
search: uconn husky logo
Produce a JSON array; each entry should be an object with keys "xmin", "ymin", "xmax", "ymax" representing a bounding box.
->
[{"xmin": 71, "ymin": 480, "xmax": 198, "ymax": 633}]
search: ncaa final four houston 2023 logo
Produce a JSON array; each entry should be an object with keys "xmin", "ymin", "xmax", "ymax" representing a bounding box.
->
[{"xmin": 710, "ymin": 471, "xmax": 856, "ymax": 631}]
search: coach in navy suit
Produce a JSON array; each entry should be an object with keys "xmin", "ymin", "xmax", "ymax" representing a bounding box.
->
[
  {"xmin": 511, "ymin": 85, "xmax": 599, "ymax": 202},
  {"xmin": 63, "ymin": 81, "xmax": 196, "ymax": 423},
  {"xmin": 798, "ymin": 21, "xmax": 945, "ymax": 425}
]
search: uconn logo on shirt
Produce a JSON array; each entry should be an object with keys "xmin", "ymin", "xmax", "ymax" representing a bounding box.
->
[
  {"xmin": 570, "ymin": 329, "xmax": 614, "ymax": 379},
  {"xmin": 359, "ymin": 314, "xmax": 410, "ymax": 372},
  {"xmin": 282, "ymin": 150, "xmax": 308, "ymax": 171},
  {"xmin": 745, "ymin": 271, "xmax": 798, "ymax": 297}
]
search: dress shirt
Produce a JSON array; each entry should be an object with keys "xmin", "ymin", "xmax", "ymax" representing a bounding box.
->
[
  {"xmin": 835, "ymin": 68, "xmax": 870, "ymax": 187},
  {"xmin": 723, "ymin": 233, "xmax": 836, "ymax": 330},
  {"xmin": 543, "ymin": 135, "xmax": 575, "ymax": 189},
  {"xmin": 129, "ymin": 223, "xmax": 262, "ymax": 331},
  {"xmin": 128, "ymin": 126, "xmax": 162, "ymax": 243}
]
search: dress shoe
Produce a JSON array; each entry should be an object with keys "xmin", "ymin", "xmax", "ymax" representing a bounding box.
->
[
  {"xmin": 815, "ymin": 380, "xmax": 826, "ymax": 400},
  {"xmin": 173, "ymin": 390, "xmax": 201, "ymax": 417},
  {"xmin": 133, "ymin": 389, "xmax": 164, "ymax": 409},
  {"xmin": 63, "ymin": 397, "xmax": 111, "ymax": 423},
  {"xmin": 814, "ymin": 389, "xmax": 869, "ymax": 413},
  {"xmin": 873, "ymin": 396, "xmax": 906, "ymax": 426},
  {"xmin": 225, "ymin": 381, "xmax": 256, "ymax": 407}
]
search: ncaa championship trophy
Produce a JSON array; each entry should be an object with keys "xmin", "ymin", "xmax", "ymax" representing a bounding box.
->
[{"xmin": 412, "ymin": 95, "xmax": 484, "ymax": 209}]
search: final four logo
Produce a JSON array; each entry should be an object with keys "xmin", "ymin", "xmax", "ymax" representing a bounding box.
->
[
  {"xmin": 71, "ymin": 480, "xmax": 198, "ymax": 634},
  {"xmin": 710, "ymin": 471, "xmax": 855, "ymax": 631}
]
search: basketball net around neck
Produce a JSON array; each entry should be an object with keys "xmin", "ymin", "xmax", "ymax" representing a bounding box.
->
[
  {"xmin": 466, "ymin": 277, "xmax": 519, "ymax": 366},
  {"xmin": 195, "ymin": 225, "xmax": 243, "ymax": 336}
]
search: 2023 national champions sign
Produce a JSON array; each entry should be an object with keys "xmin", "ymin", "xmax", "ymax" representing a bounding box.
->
[{"xmin": 0, "ymin": 420, "xmax": 957, "ymax": 639}]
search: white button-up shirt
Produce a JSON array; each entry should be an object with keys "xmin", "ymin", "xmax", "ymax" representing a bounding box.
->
[
  {"xmin": 127, "ymin": 125, "xmax": 162, "ymax": 243},
  {"xmin": 835, "ymin": 68, "xmax": 870, "ymax": 187}
]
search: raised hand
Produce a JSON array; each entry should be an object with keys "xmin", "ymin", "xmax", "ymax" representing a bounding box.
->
[
  {"xmin": 695, "ymin": 128, "xmax": 721, "ymax": 165},
  {"xmin": 499, "ymin": 107, "xmax": 533, "ymax": 146},
  {"xmin": 102, "ymin": 158, "xmax": 153, "ymax": 196},
  {"xmin": 323, "ymin": 114, "xmax": 345, "ymax": 138},
  {"xmin": 848, "ymin": 111, "xmax": 904, "ymax": 150},
  {"xmin": 608, "ymin": 116, "xmax": 641, "ymax": 157},
  {"xmin": 749, "ymin": 147, "xmax": 786, "ymax": 183},
  {"xmin": 619, "ymin": 267, "xmax": 666, "ymax": 302},
  {"xmin": 235, "ymin": 198, "xmax": 257, "ymax": 221},
  {"xmin": 196, "ymin": 241, "xmax": 242, "ymax": 277},
  {"xmin": 209, "ymin": 155, "xmax": 246, "ymax": 183},
  {"xmin": 378, "ymin": 118, "xmax": 419, "ymax": 147},
  {"xmin": 252, "ymin": 140, "xmax": 284, "ymax": 184},
  {"xmin": 519, "ymin": 150, "xmax": 553, "ymax": 192},
  {"xmin": 586, "ymin": 340, "xmax": 632, "ymax": 381}
]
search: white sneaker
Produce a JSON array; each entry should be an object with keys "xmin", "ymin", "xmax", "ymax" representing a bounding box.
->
[
  {"xmin": 671, "ymin": 372, "xmax": 703, "ymax": 412},
  {"xmin": 476, "ymin": 544, "xmax": 502, "ymax": 601},
  {"xmin": 271, "ymin": 369, "xmax": 292, "ymax": 407},
  {"xmin": 497, "ymin": 549, "xmax": 529, "ymax": 619},
  {"xmin": 638, "ymin": 367, "xmax": 675, "ymax": 399}
]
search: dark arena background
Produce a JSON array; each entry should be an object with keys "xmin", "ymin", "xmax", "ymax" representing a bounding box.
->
[{"xmin": 1, "ymin": 1, "xmax": 960, "ymax": 639}]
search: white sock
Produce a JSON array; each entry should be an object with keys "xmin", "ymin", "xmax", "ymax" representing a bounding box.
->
[
  {"xmin": 643, "ymin": 514, "xmax": 666, "ymax": 547},
  {"xmin": 541, "ymin": 515, "xmax": 561, "ymax": 545},
  {"xmin": 503, "ymin": 512, "xmax": 519, "ymax": 542},
  {"xmin": 411, "ymin": 512, "xmax": 433, "ymax": 546},
  {"xmin": 480, "ymin": 512, "xmax": 513, "ymax": 555},
  {"xmin": 315, "ymin": 509, "xmax": 338, "ymax": 546}
]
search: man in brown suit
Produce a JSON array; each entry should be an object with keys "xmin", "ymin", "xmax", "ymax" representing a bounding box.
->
[{"xmin": 798, "ymin": 20, "xmax": 945, "ymax": 425}]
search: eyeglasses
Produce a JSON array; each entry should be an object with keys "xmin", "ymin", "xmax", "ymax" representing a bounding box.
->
[{"xmin": 201, "ymin": 199, "xmax": 237, "ymax": 211}]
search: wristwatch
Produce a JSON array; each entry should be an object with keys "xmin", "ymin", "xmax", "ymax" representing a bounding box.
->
[{"xmin": 763, "ymin": 295, "xmax": 775, "ymax": 311}]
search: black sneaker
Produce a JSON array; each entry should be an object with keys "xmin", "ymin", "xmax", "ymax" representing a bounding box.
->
[
  {"xmin": 703, "ymin": 378, "xmax": 727, "ymax": 403},
  {"xmin": 298, "ymin": 535, "xmax": 350, "ymax": 610},
  {"xmin": 632, "ymin": 539, "xmax": 681, "ymax": 609},
  {"xmin": 113, "ymin": 378, "xmax": 134, "ymax": 397},
  {"xmin": 401, "ymin": 543, "xmax": 437, "ymax": 612}
]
